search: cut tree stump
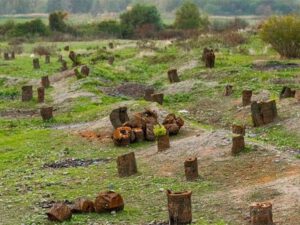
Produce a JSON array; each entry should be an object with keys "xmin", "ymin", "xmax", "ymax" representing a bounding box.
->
[
  {"xmin": 168, "ymin": 69, "xmax": 180, "ymax": 83},
  {"xmin": 81, "ymin": 65, "xmax": 90, "ymax": 77},
  {"xmin": 224, "ymin": 85, "xmax": 233, "ymax": 96},
  {"xmin": 41, "ymin": 75, "xmax": 50, "ymax": 88},
  {"xmin": 132, "ymin": 128, "xmax": 144, "ymax": 142},
  {"xmin": 251, "ymin": 100, "xmax": 277, "ymax": 127},
  {"xmin": 167, "ymin": 190, "xmax": 192, "ymax": 225},
  {"xmin": 250, "ymin": 202, "xmax": 274, "ymax": 225},
  {"xmin": 145, "ymin": 123, "xmax": 155, "ymax": 141},
  {"xmin": 117, "ymin": 152, "xmax": 138, "ymax": 177},
  {"xmin": 72, "ymin": 198, "xmax": 95, "ymax": 213},
  {"xmin": 40, "ymin": 107, "xmax": 53, "ymax": 121},
  {"xmin": 151, "ymin": 93, "xmax": 164, "ymax": 105},
  {"xmin": 144, "ymin": 88, "xmax": 155, "ymax": 101},
  {"xmin": 4, "ymin": 52, "xmax": 9, "ymax": 60},
  {"xmin": 157, "ymin": 134, "xmax": 170, "ymax": 152},
  {"xmin": 11, "ymin": 51, "xmax": 15, "ymax": 59},
  {"xmin": 203, "ymin": 49, "xmax": 215, "ymax": 68},
  {"xmin": 232, "ymin": 124, "xmax": 246, "ymax": 136},
  {"xmin": 94, "ymin": 191, "xmax": 124, "ymax": 213},
  {"xmin": 45, "ymin": 55, "xmax": 50, "ymax": 64},
  {"xmin": 184, "ymin": 157, "xmax": 198, "ymax": 181},
  {"xmin": 112, "ymin": 127, "xmax": 132, "ymax": 146},
  {"xmin": 21, "ymin": 86, "xmax": 33, "ymax": 102},
  {"xmin": 33, "ymin": 58, "xmax": 40, "ymax": 69},
  {"xmin": 47, "ymin": 203, "xmax": 72, "ymax": 222},
  {"xmin": 280, "ymin": 86, "xmax": 295, "ymax": 99},
  {"xmin": 242, "ymin": 90, "xmax": 253, "ymax": 106},
  {"xmin": 37, "ymin": 87, "xmax": 45, "ymax": 103},
  {"xmin": 110, "ymin": 107, "xmax": 130, "ymax": 129},
  {"xmin": 231, "ymin": 134, "xmax": 245, "ymax": 155}
]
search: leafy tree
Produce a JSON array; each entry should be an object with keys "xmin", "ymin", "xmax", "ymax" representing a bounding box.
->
[
  {"xmin": 49, "ymin": 11, "xmax": 68, "ymax": 32},
  {"xmin": 260, "ymin": 15, "xmax": 300, "ymax": 58},
  {"xmin": 13, "ymin": 19, "xmax": 48, "ymax": 36},
  {"xmin": 120, "ymin": 4, "xmax": 162, "ymax": 38},
  {"xmin": 175, "ymin": 1, "xmax": 208, "ymax": 30}
]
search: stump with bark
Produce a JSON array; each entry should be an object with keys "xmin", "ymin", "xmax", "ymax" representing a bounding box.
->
[
  {"xmin": 71, "ymin": 198, "xmax": 95, "ymax": 213},
  {"xmin": 232, "ymin": 124, "xmax": 246, "ymax": 136},
  {"xmin": 250, "ymin": 202, "xmax": 274, "ymax": 225},
  {"xmin": 224, "ymin": 85, "xmax": 233, "ymax": 96},
  {"xmin": 163, "ymin": 114, "xmax": 184, "ymax": 136},
  {"xmin": 151, "ymin": 93, "xmax": 164, "ymax": 105},
  {"xmin": 47, "ymin": 203, "xmax": 72, "ymax": 222},
  {"xmin": 144, "ymin": 88, "xmax": 155, "ymax": 101},
  {"xmin": 157, "ymin": 134, "xmax": 170, "ymax": 152},
  {"xmin": 94, "ymin": 191, "xmax": 124, "ymax": 213},
  {"xmin": 110, "ymin": 107, "xmax": 130, "ymax": 129},
  {"xmin": 22, "ymin": 85, "xmax": 33, "ymax": 102},
  {"xmin": 132, "ymin": 128, "xmax": 144, "ymax": 142},
  {"xmin": 242, "ymin": 90, "xmax": 253, "ymax": 106},
  {"xmin": 117, "ymin": 152, "xmax": 138, "ymax": 177},
  {"xmin": 203, "ymin": 49, "xmax": 215, "ymax": 68},
  {"xmin": 251, "ymin": 100, "xmax": 277, "ymax": 127},
  {"xmin": 112, "ymin": 127, "xmax": 132, "ymax": 146},
  {"xmin": 167, "ymin": 190, "xmax": 192, "ymax": 225},
  {"xmin": 184, "ymin": 157, "xmax": 198, "ymax": 181},
  {"xmin": 45, "ymin": 55, "xmax": 50, "ymax": 64},
  {"xmin": 231, "ymin": 134, "xmax": 245, "ymax": 155},
  {"xmin": 40, "ymin": 107, "xmax": 53, "ymax": 121},
  {"xmin": 81, "ymin": 65, "xmax": 90, "ymax": 77},
  {"xmin": 280, "ymin": 86, "xmax": 295, "ymax": 99},
  {"xmin": 41, "ymin": 76, "xmax": 50, "ymax": 88},
  {"xmin": 11, "ymin": 51, "xmax": 15, "ymax": 59},
  {"xmin": 168, "ymin": 69, "xmax": 180, "ymax": 83},
  {"xmin": 33, "ymin": 58, "xmax": 40, "ymax": 69},
  {"xmin": 37, "ymin": 87, "xmax": 45, "ymax": 103},
  {"xmin": 4, "ymin": 52, "xmax": 9, "ymax": 60}
]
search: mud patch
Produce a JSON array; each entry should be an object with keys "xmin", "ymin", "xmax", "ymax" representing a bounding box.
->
[
  {"xmin": 101, "ymin": 82, "xmax": 153, "ymax": 99},
  {"xmin": 78, "ymin": 130, "xmax": 111, "ymax": 142},
  {"xmin": 0, "ymin": 109, "xmax": 38, "ymax": 118},
  {"xmin": 43, "ymin": 158, "xmax": 110, "ymax": 169},
  {"xmin": 252, "ymin": 60, "xmax": 300, "ymax": 71}
]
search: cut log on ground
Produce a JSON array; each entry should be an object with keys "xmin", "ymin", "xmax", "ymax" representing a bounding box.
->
[
  {"xmin": 72, "ymin": 198, "xmax": 95, "ymax": 213},
  {"xmin": 94, "ymin": 191, "xmax": 124, "ymax": 213},
  {"xmin": 250, "ymin": 202, "xmax": 274, "ymax": 225},
  {"xmin": 117, "ymin": 152, "xmax": 138, "ymax": 177},
  {"xmin": 184, "ymin": 157, "xmax": 198, "ymax": 181},
  {"xmin": 167, "ymin": 190, "xmax": 192, "ymax": 225},
  {"xmin": 47, "ymin": 203, "xmax": 72, "ymax": 222},
  {"xmin": 112, "ymin": 127, "xmax": 132, "ymax": 146}
]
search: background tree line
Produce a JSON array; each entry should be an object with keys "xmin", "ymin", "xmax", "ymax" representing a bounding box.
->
[{"xmin": 0, "ymin": 0, "xmax": 299, "ymax": 15}]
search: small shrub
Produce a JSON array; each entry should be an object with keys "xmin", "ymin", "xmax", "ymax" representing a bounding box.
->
[
  {"xmin": 153, "ymin": 125, "xmax": 167, "ymax": 137},
  {"xmin": 221, "ymin": 31, "xmax": 247, "ymax": 47},
  {"xmin": 260, "ymin": 15, "xmax": 300, "ymax": 58}
]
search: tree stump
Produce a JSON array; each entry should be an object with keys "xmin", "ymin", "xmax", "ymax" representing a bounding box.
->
[
  {"xmin": 167, "ymin": 190, "xmax": 192, "ymax": 225},
  {"xmin": 144, "ymin": 88, "xmax": 155, "ymax": 101},
  {"xmin": 64, "ymin": 45, "xmax": 70, "ymax": 51},
  {"xmin": 72, "ymin": 198, "xmax": 95, "ymax": 213},
  {"xmin": 231, "ymin": 134, "xmax": 245, "ymax": 155},
  {"xmin": 61, "ymin": 60, "xmax": 68, "ymax": 71},
  {"xmin": 108, "ymin": 56, "xmax": 115, "ymax": 65},
  {"xmin": 45, "ymin": 55, "xmax": 50, "ymax": 64},
  {"xmin": 4, "ymin": 52, "xmax": 9, "ymax": 60},
  {"xmin": 41, "ymin": 75, "xmax": 50, "ymax": 88},
  {"xmin": 94, "ymin": 191, "xmax": 124, "ymax": 213},
  {"xmin": 21, "ymin": 86, "xmax": 33, "ymax": 102},
  {"xmin": 184, "ymin": 157, "xmax": 198, "ymax": 181},
  {"xmin": 295, "ymin": 90, "xmax": 300, "ymax": 101},
  {"xmin": 132, "ymin": 128, "xmax": 144, "ymax": 142},
  {"xmin": 69, "ymin": 51, "xmax": 80, "ymax": 67},
  {"xmin": 251, "ymin": 100, "xmax": 277, "ymax": 127},
  {"xmin": 250, "ymin": 202, "xmax": 274, "ymax": 225},
  {"xmin": 280, "ymin": 86, "xmax": 295, "ymax": 99},
  {"xmin": 11, "ymin": 51, "xmax": 15, "ymax": 59},
  {"xmin": 33, "ymin": 58, "xmax": 40, "ymax": 69},
  {"xmin": 242, "ymin": 90, "xmax": 253, "ymax": 106},
  {"xmin": 37, "ymin": 87, "xmax": 45, "ymax": 103},
  {"xmin": 47, "ymin": 203, "xmax": 72, "ymax": 222},
  {"xmin": 232, "ymin": 124, "xmax": 246, "ymax": 136},
  {"xmin": 40, "ymin": 107, "xmax": 53, "ymax": 121},
  {"xmin": 117, "ymin": 152, "xmax": 138, "ymax": 177},
  {"xmin": 81, "ymin": 65, "xmax": 90, "ymax": 77},
  {"xmin": 112, "ymin": 127, "xmax": 132, "ymax": 146},
  {"xmin": 110, "ymin": 107, "xmax": 130, "ymax": 129},
  {"xmin": 202, "ymin": 48, "xmax": 209, "ymax": 62},
  {"xmin": 204, "ymin": 49, "xmax": 215, "ymax": 68},
  {"xmin": 157, "ymin": 134, "xmax": 170, "ymax": 152},
  {"xmin": 224, "ymin": 85, "xmax": 233, "ymax": 96},
  {"xmin": 151, "ymin": 93, "xmax": 164, "ymax": 105},
  {"xmin": 168, "ymin": 69, "xmax": 180, "ymax": 83},
  {"xmin": 109, "ymin": 42, "xmax": 114, "ymax": 49}
]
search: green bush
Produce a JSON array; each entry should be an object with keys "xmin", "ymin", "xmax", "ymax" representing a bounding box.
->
[
  {"xmin": 260, "ymin": 15, "xmax": 300, "ymax": 58},
  {"xmin": 174, "ymin": 1, "xmax": 209, "ymax": 30},
  {"xmin": 98, "ymin": 20, "xmax": 122, "ymax": 38},
  {"xmin": 153, "ymin": 124, "xmax": 167, "ymax": 137}
]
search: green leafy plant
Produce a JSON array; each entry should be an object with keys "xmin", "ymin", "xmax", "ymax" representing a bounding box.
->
[{"xmin": 153, "ymin": 124, "xmax": 167, "ymax": 137}]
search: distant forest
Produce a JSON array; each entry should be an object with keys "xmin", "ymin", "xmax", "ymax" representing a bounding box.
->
[{"xmin": 1, "ymin": 0, "xmax": 300, "ymax": 16}]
